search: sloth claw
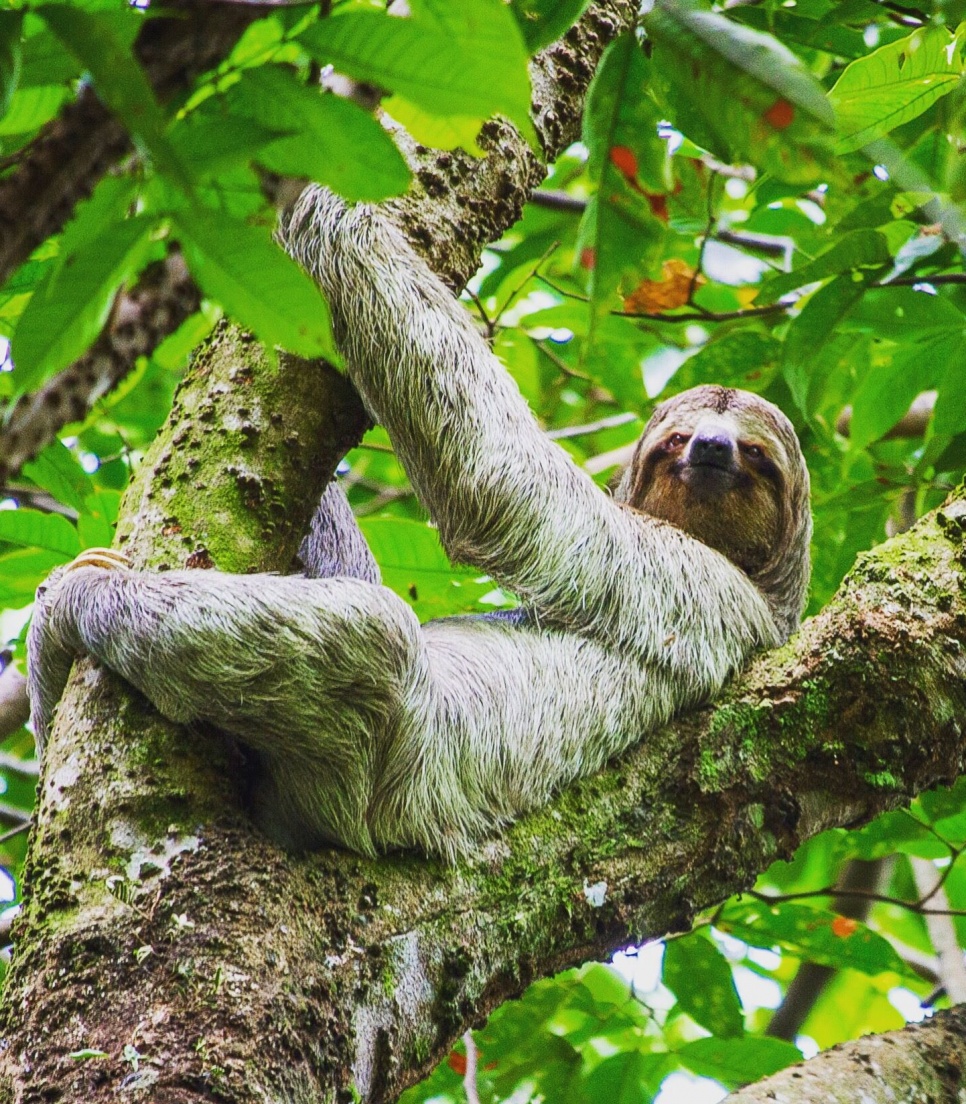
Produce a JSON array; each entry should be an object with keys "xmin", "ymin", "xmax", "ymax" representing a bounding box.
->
[{"xmin": 64, "ymin": 547, "xmax": 132, "ymax": 574}]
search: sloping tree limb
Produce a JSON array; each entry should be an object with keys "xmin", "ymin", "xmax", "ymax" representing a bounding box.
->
[{"xmin": 727, "ymin": 1003, "xmax": 966, "ymax": 1103}]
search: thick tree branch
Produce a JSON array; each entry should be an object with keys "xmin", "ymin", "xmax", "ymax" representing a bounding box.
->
[{"xmin": 728, "ymin": 1003, "xmax": 966, "ymax": 1103}]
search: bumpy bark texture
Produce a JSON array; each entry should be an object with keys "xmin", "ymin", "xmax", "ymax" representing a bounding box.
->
[{"xmin": 728, "ymin": 1002, "xmax": 966, "ymax": 1103}]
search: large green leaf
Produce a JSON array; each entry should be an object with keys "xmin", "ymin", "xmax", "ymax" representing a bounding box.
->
[
  {"xmin": 11, "ymin": 216, "xmax": 156, "ymax": 392},
  {"xmin": 0, "ymin": 509, "xmax": 79, "ymax": 557},
  {"xmin": 224, "ymin": 65, "xmax": 410, "ymax": 202},
  {"xmin": 763, "ymin": 230, "xmax": 891, "ymax": 301},
  {"xmin": 299, "ymin": 1, "xmax": 533, "ymax": 142},
  {"xmin": 359, "ymin": 518, "xmax": 505, "ymax": 620},
  {"xmin": 40, "ymin": 5, "xmax": 190, "ymax": 189},
  {"xmin": 677, "ymin": 1036, "xmax": 802, "ymax": 1086},
  {"xmin": 510, "ymin": 0, "xmax": 591, "ymax": 53},
  {"xmin": 172, "ymin": 207, "xmax": 336, "ymax": 361},
  {"xmin": 663, "ymin": 934, "xmax": 744, "ymax": 1038},
  {"xmin": 579, "ymin": 33, "xmax": 669, "ymax": 326},
  {"xmin": 830, "ymin": 25, "xmax": 966, "ymax": 154},
  {"xmin": 719, "ymin": 901, "xmax": 917, "ymax": 978}
]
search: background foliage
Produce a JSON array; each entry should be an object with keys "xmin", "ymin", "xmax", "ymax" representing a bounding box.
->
[{"xmin": 2, "ymin": 0, "xmax": 966, "ymax": 1101}]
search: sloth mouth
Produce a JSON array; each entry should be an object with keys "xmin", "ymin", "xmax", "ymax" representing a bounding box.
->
[{"xmin": 678, "ymin": 459, "xmax": 740, "ymax": 498}]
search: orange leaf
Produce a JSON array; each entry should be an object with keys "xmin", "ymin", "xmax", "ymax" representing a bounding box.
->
[
  {"xmin": 610, "ymin": 145, "xmax": 638, "ymax": 180},
  {"xmin": 623, "ymin": 259, "xmax": 702, "ymax": 313},
  {"xmin": 580, "ymin": 246, "xmax": 597, "ymax": 271},
  {"xmin": 764, "ymin": 99, "xmax": 794, "ymax": 130},
  {"xmin": 831, "ymin": 916, "xmax": 859, "ymax": 938},
  {"xmin": 448, "ymin": 1051, "xmax": 467, "ymax": 1075}
]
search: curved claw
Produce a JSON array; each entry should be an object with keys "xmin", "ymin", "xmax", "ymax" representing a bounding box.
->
[{"xmin": 64, "ymin": 547, "xmax": 132, "ymax": 573}]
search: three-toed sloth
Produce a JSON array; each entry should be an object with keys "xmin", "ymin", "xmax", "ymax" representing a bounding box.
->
[{"xmin": 28, "ymin": 189, "xmax": 811, "ymax": 861}]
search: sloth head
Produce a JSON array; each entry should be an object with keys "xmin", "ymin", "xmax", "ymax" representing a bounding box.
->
[{"xmin": 615, "ymin": 385, "xmax": 812, "ymax": 638}]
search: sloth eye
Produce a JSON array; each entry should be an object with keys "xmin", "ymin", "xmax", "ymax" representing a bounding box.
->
[
  {"xmin": 743, "ymin": 443, "xmax": 765, "ymax": 460},
  {"xmin": 667, "ymin": 433, "xmax": 689, "ymax": 449}
]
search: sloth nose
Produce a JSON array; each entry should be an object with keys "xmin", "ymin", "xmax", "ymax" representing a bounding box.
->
[{"xmin": 689, "ymin": 432, "xmax": 735, "ymax": 469}]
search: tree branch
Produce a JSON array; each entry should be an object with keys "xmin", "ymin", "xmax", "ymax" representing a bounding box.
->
[{"xmin": 728, "ymin": 1003, "xmax": 966, "ymax": 1103}]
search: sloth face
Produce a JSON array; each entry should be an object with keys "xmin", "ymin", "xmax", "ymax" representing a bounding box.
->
[{"xmin": 616, "ymin": 386, "xmax": 807, "ymax": 582}]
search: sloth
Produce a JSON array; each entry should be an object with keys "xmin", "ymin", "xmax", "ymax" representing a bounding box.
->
[{"xmin": 28, "ymin": 189, "xmax": 811, "ymax": 861}]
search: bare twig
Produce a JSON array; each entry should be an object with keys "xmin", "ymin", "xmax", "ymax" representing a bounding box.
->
[
  {"xmin": 547, "ymin": 411, "xmax": 638, "ymax": 440},
  {"xmin": 462, "ymin": 1031, "xmax": 481, "ymax": 1104}
]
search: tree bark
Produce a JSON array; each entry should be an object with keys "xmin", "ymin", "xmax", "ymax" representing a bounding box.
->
[{"xmin": 727, "ymin": 1003, "xmax": 966, "ymax": 1103}]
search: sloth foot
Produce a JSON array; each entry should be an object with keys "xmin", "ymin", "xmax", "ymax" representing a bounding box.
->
[{"xmin": 64, "ymin": 547, "xmax": 132, "ymax": 573}]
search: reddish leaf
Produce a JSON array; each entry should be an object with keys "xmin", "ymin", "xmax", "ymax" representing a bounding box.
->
[
  {"xmin": 609, "ymin": 144, "xmax": 639, "ymax": 179},
  {"xmin": 764, "ymin": 98, "xmax": 795, "ymax": 130},
  {"xmin": 580, "ymin": 246, "xmax": 597, "ymax": 270},
  {"xmin": 448, "ymin": 1051, "xmax": 467, "ymax": 1075},
  {"xmin": 646, "ymin": 193, "xmax": 669, "ymax": 222},
  {"xmin": 831, "ymin": 916, "xmax": 859, "ymax": 938}
]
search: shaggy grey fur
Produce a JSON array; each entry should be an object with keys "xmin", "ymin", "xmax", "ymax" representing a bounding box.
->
[{"xmin": 28, "ymin": 191, "xmax": 809, "ymax": 860}]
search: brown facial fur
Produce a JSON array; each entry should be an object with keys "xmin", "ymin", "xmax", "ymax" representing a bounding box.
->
[{"xmin": 615, "ymin": 386, "xmax": 811, "ymax": 635}]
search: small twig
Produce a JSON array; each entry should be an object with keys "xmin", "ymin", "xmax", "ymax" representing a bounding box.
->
[
  {"xmin": 462, "ymin": 1031, "xmax": 481, "ymax": 1104},
  {"xmin": 747, "ymin": 885, "xmax": 966, "ymax": 917},
  {"xmin": 0, "ymin": 821, "xmax": 31, "ymax": 846},
  {"xmin": 464, "ymin": 289, "xmax": 495, "ymax": 340},
  {"xmin": 547, "ymin": 412, "xmax": 638, "ymax": 440},
  {"xmin": 533, "ymin": 339, "xmax": 592, "ymax": 381}
]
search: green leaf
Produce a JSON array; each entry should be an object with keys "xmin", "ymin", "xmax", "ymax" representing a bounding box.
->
[
  {"xmin": 0, "ymin": 509, "xmax": 79, "ymax": 557},
  {"xmin": 830, "ymin": 25, "xmax": 965, "ymax": 154},
  {"xmin": 583, "ymin": 1051, "xmax": 676, "ymax": 1104},
  {"xmin": 646, "ymin": 1, "xmax": 834, "ymax": 185},
  {"xmin": 671, "ymin": 331, "xmax": 781, "ymax": 394},
  {"xmin": 40, "ymin": 5, "xmax": 190, "ymax": 190},
  {"xmin": 299, "ymin": 2, "xmax": 534, "ymax": 141},
  {"xmin": 0, "ymin": 548, "xmax": 66, "ymax": 606},
  {"xmin": 663, "ymin": 935, "xmax": 744, "ymax": 1038},
  {"xmin": 21, "ymin": 442, "xmax": 94, "ymax": 514},
  {"xmin": 11, "ymin": 216, "xmax": 156, "ymax": 392},
  {"xmin": 849, "ymin": 330, "xmax": 951, "ymax": 448},
  {"xmin": 719, "ymin": 901, "xmax": 916, "ymax": 978},
  {"xmin": 172, "ymin": 208, "xmax": 336, "ymax": 361},
  {"xmin": 580, "ymin": 33, "xmax": 669, "ymax": 324},
  {"xmin": 0, "ymin": 83, "xmax": 67, "ymax": 137},
  {"xmin": 226, "ymin": 65, "xmax": 410, "ymax": 202},
  {"xmin": 359, "ymin": 518, "xmax": 503, "ymax": 620},
  {"xmin": 783, "ymin": 274, "xmax": 867, "ymax": 415},
  {"xmin": 0, "ymin": 11, "xmax": 23, "ymax": 119},
  {"xmin": 763, "ymin": 230, "xmax": 890, "ymax": 301},
  {"xmin": 677, "ymin": 1036, "xmax": 801, "ymax": 1086},
  {"xmin": 934, "ymin": 352, "xmax": 966, "ymax": 436},
  {"xmin": 510, "ymin": 0, "xmax": 591, "ymax": 53}
]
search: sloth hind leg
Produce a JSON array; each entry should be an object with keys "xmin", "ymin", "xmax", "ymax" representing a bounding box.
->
[{"xmin": 29, "ymin": 565, "xmax": 433, "ymax": 855}]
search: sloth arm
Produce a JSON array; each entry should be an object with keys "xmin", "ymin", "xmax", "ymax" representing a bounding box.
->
[{"xmin": 282, "ymin": 189, "xmax": 779, "ymax": 675}]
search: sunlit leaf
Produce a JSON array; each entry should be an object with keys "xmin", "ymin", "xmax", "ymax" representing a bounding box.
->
[
  {"xmin": 831, "ymin": 25, "xmax": 966, "ymax": 154},
  {"xmin": 663, "ymin": 934, "xmax": 744, "ymax": 1038},
  {"xmin": 172, "ymin": 208, "xmax": 336, "ymax": 361}
]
